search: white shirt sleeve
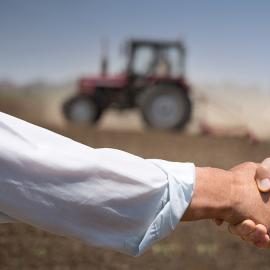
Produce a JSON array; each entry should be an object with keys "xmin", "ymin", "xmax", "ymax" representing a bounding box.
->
[{"xmin": 0, "ymin": 112, "xmax": 195, "ymax": 256}]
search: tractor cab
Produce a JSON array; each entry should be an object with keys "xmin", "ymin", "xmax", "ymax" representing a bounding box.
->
[{"xmin": 126, "ymin": 39, "xmax": 186, "ymax": 79}]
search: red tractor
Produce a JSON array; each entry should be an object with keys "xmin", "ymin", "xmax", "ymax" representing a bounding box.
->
[{"xmin": 63, "ymin": 39, "xmax": 192, "ymax": 130}]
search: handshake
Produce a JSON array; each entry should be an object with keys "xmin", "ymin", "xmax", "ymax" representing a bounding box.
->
[{"xmin": 182, "ymin": 158, "xmax": 270, "ymax": 249}]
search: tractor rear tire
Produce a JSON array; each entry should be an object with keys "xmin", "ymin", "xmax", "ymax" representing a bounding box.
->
[
  {"xmin": 140, "ymin": 85, "xmax": 192, "ymax": 130},
  {"xmin": 63, "ymin": 95, "xmax": 102, "ymax": 124}
]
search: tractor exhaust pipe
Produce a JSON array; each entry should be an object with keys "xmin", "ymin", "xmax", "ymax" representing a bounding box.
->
[{"xmin": 100, "ymin": 38, "xmax": 109, "ymax": 76}]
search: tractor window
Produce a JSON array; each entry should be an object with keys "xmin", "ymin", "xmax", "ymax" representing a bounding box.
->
[
  {"xmin": 132, "ymin": 47, "xmax": 155, "ymax": 76},
  {"xmin": 165, "ymin": 47, "xmax": 183, "ymax": 77}
]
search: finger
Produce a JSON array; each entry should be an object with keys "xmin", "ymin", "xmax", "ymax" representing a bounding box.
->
[
  {"xmin": 262, "ymin": 158, "xmax": 270, "ymax": 169},
  {"xmin": 256, "ymin": 164, "xmax": 270, "ymax": 192},
  {"xmin": 255, "ymin": 158, "xmax": 270, "ymax": 192},
  {"xmin": 256, "ymin": 177, "xmax": 270, "ymax": 193},
  {"xmin": 254, "ymin": 234, "xmax": 270, "ymax": 249},
  {"xmin": 228, "ymin": 220, "xmax": 256, "ymax": 236},
  {"xmin": 243, "ymin": 224, "xmax": 268, "ymax": 243}
]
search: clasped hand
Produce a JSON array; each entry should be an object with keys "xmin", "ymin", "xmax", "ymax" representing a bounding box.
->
[{"xmin": 219, "ymin": 158, "xmax": 270, "ymax": 248}]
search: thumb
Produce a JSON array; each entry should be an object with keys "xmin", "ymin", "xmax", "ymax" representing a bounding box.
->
[{"xmin": 256, "ymin": 158, "xmax": 270, "ymax": 192}]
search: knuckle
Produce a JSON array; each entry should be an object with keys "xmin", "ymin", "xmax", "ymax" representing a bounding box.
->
[{"xmin": 243, "ymin": 161, "xmax": 257, "ymax": 168}]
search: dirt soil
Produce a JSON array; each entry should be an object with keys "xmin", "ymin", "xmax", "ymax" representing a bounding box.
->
[{"xmin": 0, "ymin": 119, "xmax": 270, "ymax": 270}]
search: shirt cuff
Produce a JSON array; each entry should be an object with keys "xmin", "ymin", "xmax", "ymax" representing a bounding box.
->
[{"xmin": 127, "ymin": 160, "xmax": 196, "ymax": 256}]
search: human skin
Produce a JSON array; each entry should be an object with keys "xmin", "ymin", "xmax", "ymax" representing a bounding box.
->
[
  {"xmin": 228, "ymin": 158, "xmax": 270, "ymax": 248},
  {"xmin": 182, "ymin": 162, "xmax": 270, "ymax": 248}
]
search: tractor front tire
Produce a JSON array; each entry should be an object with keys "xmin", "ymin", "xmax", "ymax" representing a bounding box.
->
[
  {"xmin": 140, "ymin": 85, "xmax": 192, "ymax": 130},
  {"xmin": 63, "ymin": 95, "xmax": 102, "ymax": 124}
]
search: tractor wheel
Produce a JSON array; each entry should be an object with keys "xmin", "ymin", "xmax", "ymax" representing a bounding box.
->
[
  {"xmin": 140, "ymin": 85, "xmax": 192, "ymax": 130},
  {"xmin": 63, "ymin": 96, "xmax": 102, "ymax": 124}
]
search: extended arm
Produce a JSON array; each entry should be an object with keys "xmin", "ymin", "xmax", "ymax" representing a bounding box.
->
[
  {"xmin": 0, "ymin": 112, "xmax": 195, "ymax": 256},
  {"xmin": 1, "ymin": 112, "xmax": 270, "ymax": 255}
]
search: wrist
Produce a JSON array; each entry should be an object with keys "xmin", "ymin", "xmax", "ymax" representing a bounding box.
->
[{"xmin": 182, "ymin": 167, "xmax": 234, "ymax": 221}]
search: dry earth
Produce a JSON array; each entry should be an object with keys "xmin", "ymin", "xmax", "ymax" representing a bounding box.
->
[
  {"xmin": 1, "ymin": 86, "xmax": 270, "ymax": 269},
  {"xmin": 0, "ymin": 122, "xmax": 270, "ymax": 269}
]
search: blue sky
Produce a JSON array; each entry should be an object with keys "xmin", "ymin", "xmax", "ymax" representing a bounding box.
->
[{"xmin": 0, "ymin": 0, "xmax": 270, "ymax": 85}]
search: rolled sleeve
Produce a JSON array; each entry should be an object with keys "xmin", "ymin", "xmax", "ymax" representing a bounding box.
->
[{"xmin": 126, "ymin": 160, "xmax": 195, "ymax": 256}]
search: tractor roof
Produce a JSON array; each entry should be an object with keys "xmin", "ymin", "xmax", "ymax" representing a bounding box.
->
[{"xmin": 128, "ymin": 38, "xmax": 185, "ymax": 50}]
